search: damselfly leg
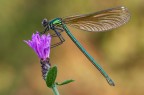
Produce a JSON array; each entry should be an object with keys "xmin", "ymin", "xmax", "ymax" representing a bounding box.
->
[{"xmin": 50, "ymin": 27, "xmax": 65, "ymax": 48}]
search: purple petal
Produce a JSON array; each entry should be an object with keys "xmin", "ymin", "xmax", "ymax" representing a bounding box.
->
[{"xmin": 24, "ymin": 31, "xmax": 51, "ymax": 60}]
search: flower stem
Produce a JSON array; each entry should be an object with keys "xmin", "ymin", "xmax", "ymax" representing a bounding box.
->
[{"xmin": 51, "ymin": 84, "xmax": 60, "ymax": 95}]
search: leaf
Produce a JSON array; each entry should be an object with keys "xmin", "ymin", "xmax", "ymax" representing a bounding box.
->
[
  {"xmin": 56, "ymin": 79, "xmax": 75, "ymax": 86},
  {"xmin": 46, "ymin": 66, "xmax": 57, "ymax": 88}
]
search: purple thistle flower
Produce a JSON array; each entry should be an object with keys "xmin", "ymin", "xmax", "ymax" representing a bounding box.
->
[
  {"xmin": 24, "ymin": 31, "xmax": 52, "ymax": 80},
  {"xmin": 24, "ymin": 31, "xmax": 51, "ymax": 60}
]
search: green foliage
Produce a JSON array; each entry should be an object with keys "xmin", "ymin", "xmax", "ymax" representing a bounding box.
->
[
  {"xmin": 56, "ymin": 80, "xmax": 75, "ymax": 86},
  {"xmin": 46, "ymin": 66, "xmax": 57, "ymax": 88},
  {"xmin": 45, "ymin": 66, "xmax": 74, "ymax": 87}
]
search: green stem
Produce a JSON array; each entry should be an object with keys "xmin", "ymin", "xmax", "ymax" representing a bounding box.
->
[{"xmin": 51, "ymin": 84, "xmax": 60, "ymax": 95}]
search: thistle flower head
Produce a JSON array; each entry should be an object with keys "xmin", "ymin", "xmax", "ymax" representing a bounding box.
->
[{"xmin": 24, "ymin": 31, "xmax": 51, "ymax": 60}]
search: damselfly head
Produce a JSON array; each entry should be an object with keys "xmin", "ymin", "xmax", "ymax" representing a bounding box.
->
[{"xmin": 42, "ymin": 18, "xmax": 49, "ymax": 27}]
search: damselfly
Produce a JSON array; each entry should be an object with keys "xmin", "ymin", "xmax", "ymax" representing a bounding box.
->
[{"xmin": 41, "ymin": 6, "xmax": 130, "ymax": 86}]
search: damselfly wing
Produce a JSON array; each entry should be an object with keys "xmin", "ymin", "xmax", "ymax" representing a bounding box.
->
[{"xmin": 63, "ymin": 6, "xmax": 130, "ymax": 32}]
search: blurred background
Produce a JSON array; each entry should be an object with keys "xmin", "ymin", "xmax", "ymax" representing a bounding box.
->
[{"xmin": 0, "ymin": 0, "xmax": 144, "ymax": 95}]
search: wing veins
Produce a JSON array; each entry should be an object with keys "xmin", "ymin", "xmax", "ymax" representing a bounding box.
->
[{"xmin": 63, "ymin": 6, "xmax": 130, "ymax": 32}]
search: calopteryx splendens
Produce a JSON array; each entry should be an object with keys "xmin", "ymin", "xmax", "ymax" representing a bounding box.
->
[{"xmin": 41, "ymin": 6, "xmax": 130, "ymax": 86}]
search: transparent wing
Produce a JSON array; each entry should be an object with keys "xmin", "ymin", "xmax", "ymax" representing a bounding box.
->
[{"xmin": 63, "ymin": 6, "xmax": 130, "ymax": 32}]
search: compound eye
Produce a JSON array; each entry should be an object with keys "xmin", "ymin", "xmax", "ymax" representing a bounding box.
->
[{"xmin": 42, "ymin": 18, "xmax": 48, "ymax": 27}]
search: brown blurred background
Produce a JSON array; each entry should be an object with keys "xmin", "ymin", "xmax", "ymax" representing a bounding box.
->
[{"xmin": 0, "ymin": 0, "xmax": 144, "ymax": 95}]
